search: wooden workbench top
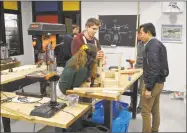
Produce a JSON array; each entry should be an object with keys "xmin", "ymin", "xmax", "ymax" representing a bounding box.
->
[
  {"xmin": 1, "ymin": 92, "xmax": 91, "ymax": 129},
  {"xmin": 0, "ymin": 61, "xmax": 21, "ymax": 71},
  {"xmin": 66, "ymin": 90, "xmax": 120, "ymax": 101},
  {"xmin": 66, "ymin": 69, "xmax": 143, "ymax": 101},
  {"xmin": 0, "ymin": 65, "xmax": 47, "ymax": 85}
]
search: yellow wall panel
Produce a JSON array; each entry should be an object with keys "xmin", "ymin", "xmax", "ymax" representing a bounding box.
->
[
  {"xmin": 63, "ymin": 1, "xmax": 79, "ymax": 11},
  {"xmin": 3, "ymin": 1, "xmax": 18, "ymax": 10}
]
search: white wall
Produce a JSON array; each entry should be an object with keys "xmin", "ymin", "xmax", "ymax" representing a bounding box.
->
[
  {"xmin": 12, "ymin": 1, "xmax": 34, "ymax": 65},
  {"xmin": 81, "ymin": 2, "xmax": 186, "ymax": 92}
]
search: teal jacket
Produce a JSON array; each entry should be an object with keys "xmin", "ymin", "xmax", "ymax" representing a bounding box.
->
[{"xmin": 58, "ymin": 59, "xmax": 90, "ymax": 94}]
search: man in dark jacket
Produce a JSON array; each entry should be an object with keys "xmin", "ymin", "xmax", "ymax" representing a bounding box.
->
[
  {"xmin": 139, "ymin": 23, "xmax": 168, "ymax": 132},
  {"xmin": 55, "ymin": 34, "xmax": 73, "ymax": 75}
]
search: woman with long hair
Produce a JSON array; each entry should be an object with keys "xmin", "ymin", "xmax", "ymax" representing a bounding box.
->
[{"xmin": 56, "ymin": 43, "xmax": 97, "ymax": 97}]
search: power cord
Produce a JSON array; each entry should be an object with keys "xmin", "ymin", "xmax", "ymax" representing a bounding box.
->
[
  {"xmin": 16, "ymin": 85, "xmax": 44, "ymax": 104},
  {"xmin": 17, "ymin": 96, "xmax": 43, "ymax": 104},
  {"xmin": 19, "ymin": 85, "xmax": 24, "ymax": 92},
  {"xmin": 58, "ymin": 97, "xmax": 68, "ymax": 101},
  {"xmin": 1, "ymin": 85, "xmax": 15, "ymax": 104},
  {"xmin": 62, "ymin": 110, "xmax": 76, "ymax": 118},
  {"xmin": 1, "ymin": 92, "xmax": 8, "ymax": 98},
  {"xmin": 1, "ymin": 85, "xmax": 75, "ymax": 119}
]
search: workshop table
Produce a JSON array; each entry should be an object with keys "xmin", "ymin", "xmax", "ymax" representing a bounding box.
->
[
  {"xmin": 0, "ymin": 65, "xmax": 48, "ymax": 95},
  {"xmin": 0, "ymin": 61, "xmax": 21, "ymax": 71},
  {"xmin": 66, "ymin": 68, "xmax": 143, "ymax": 130},
  {"xmin": 1, "ymin": 65, "xmax": 46, "ymax": 85},
  {"xmin": 1, "ymin": 92, "xmax": 91, "ymax": 132}
]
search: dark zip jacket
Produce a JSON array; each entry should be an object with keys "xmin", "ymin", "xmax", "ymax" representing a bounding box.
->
[{"xmin": 143, "ymin": 38, "xmax": 166, "ymax": 91}]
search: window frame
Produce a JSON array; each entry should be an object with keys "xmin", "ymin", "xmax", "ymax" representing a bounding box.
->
[
  {"xmin": 0, "ymin": 1, "xmax": 24, "ymax": 56},
  {"xmin": 32, "ymin": 1, "xmax": 81, "ymax": 30}
]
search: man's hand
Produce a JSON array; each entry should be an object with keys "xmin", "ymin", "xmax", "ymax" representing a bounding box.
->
[
  {"xmin": 103, "ymin": 56, "xmax": 107, "ymax": 65},
  {"xmin": 97, "ymin": 50, "xmax": 107, "ymax": 65},
  {"xmin": 97, "ymin": 50, "xmax": 104, "ymax": 59},
  {"xmin": 87, "ymin": 77, "xmax": 91, "ymax": 82},
  {"xmin": 144, "ymin": 90, "xmax": 152, "ymax": 99}
]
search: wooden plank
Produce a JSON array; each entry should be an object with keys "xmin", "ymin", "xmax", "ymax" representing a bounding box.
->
[
  {"xmin": 66, "ymin": 90, "xmax": 119, "ymax": 101},
  {"xmin": 120, "ymin": 69, "xmax": 142, "ymax": 74},
  {"xmin": 0, "ymin": 92, "xmax": 91, "ymax": 129},
  {"xmin": 0, "ymin": 61, "xmax": 20, "ymax": 71},
  {"xmin": 118, "ymin": 54, "xmax": 122, "ymax": 86},
  {"xmin": 118, "ymin": 69, "xmax": 143, "ymax": 90},
  {"xmin": 73, "ymin": 87, "xmax": 125, "ymax": 92},
  {"xmin": 102, "ymin": 69, "xmax": 143, "ymax": 88},
  {"xmin": 99, "ymin": 57, "xmax": 104, "ymax": 87}
]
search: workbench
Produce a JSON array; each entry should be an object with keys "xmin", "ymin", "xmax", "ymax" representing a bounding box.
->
[
  {"xmin": 0, "ymin": 65, "xmax": 48, "ymax": 94},
  {"xmin": 1, "ymin": 92, "xmax": 91, "ymax": 132},
  {"xmin": 1, "ymin": 65, "xmax": 46, "ymax": 84},
  {"xmin": 67, "ymin": 68, "xmax": 143, "ymax": 130},
  {"xmin": 0, "ymin": 61, "xmax": 21, "ymax": 71}
]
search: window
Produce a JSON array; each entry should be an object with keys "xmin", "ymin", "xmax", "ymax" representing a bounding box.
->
[
  {"xmin": 0, "ymin": 1, "xmax": 23, "ymax": 56},
  {"xmin": 61, "ymin": 1, "xmax": 81, "ymax": 33},
  {"xmin": 4, "ymin": 13, "xmax": 22, "ymax": 55},
  {"xmin": 36, "ymin": 15, "xmax": 58, "ymax": 23},
  {"xmin": 35, "ymin": 1, "xmax": 58, "ymax": 12}
]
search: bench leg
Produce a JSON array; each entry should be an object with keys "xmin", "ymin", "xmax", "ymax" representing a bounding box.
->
[
  {"xmin": 132, "ymin": 80, "xmax": 138, "ymax": 119},
  {"xmin": 55, "ymin": 127, "xmax": 66, "ymax": 132},
  {"xmin": 2, "ymin": 117, "xmax": 11, "ymax": 132},
  {"xmin": 40, "ymin": 81, "xmax": 47, "ymax": 96},
  {"xmin": 104, "ymin": 100, "xmax": 112, "ymax": 130}
]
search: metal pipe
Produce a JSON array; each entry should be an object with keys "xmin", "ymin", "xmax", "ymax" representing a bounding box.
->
[
  {"xmin": 134, "ymin": 0, "xmax": 140, "ymax": 63},
  {"xmin": 50, "ymin": 81, "xmax": 57, "ymax": 103}
]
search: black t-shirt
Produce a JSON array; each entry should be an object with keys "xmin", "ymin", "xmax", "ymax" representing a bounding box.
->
[
  {"xmin": 86, "ymin": 38, "xmax": 95, "ymax": 44},
  {"xmin": 83, "ymin": 35, "xmax": 96, "ymax": 45}
]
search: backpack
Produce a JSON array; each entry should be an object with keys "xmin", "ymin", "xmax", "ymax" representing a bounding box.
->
[{"xmin": 55, "ymin": 35, "xmax": 73, "ymax": 67}]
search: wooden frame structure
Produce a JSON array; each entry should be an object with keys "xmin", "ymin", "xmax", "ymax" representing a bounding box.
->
[{"xmin": 99, "ymin": 54, "xmax": 141, "ymax": 88}]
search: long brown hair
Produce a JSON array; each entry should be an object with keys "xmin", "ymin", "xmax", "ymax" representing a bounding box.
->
[{"xmin": 67, "ymin": 44, "xmax": 97, "ymax": 79}]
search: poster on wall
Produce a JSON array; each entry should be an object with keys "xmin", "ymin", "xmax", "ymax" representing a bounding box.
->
[
  {"xmin": 161, "ymin": 25, "xmax": 183, "ymax": 43},
  {"xmin": 162, "ymin": 2, "xmax": 185, "ymax": 13},
  {"xmin": 99, "ymin": 15, "xmax": 137, "ymax": 47}
]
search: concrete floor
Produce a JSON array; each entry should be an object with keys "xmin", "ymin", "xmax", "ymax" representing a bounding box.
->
[{"xmin": 1, "ymin": 82, "xmax": 186, "ymax": 132}]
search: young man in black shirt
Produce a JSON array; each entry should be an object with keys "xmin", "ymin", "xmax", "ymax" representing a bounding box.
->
[{"xmin": 128, "ymin": 29, "xmax": 145, "ymax": 114}]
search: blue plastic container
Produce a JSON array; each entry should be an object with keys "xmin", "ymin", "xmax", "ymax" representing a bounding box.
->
[
  {"xmin": 91, "ymin": 109, "xmax": 104, "ymax": 124},
  {"xmin": 91, "ymin": 109, "xmax": 131, "ymax": 132},
  {"xmin": 112, "ymin": 101, "xmax": 129, "ymax": 118},
  {"xmin": 93, "ymin": 100, "xmax": 129, "ymax": 119},
  {"xmin": 91, "ymin": 100, "xmax": 130, "ymax": 129},
  {"xmin": 112, "ymin": 110, "xmax": 132, "ymax": 132}
]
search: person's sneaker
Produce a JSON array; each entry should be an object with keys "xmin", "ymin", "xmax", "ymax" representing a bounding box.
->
[{"xmin": 137, "ymin": 106, "xmax": 141, "ymax": 114}]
